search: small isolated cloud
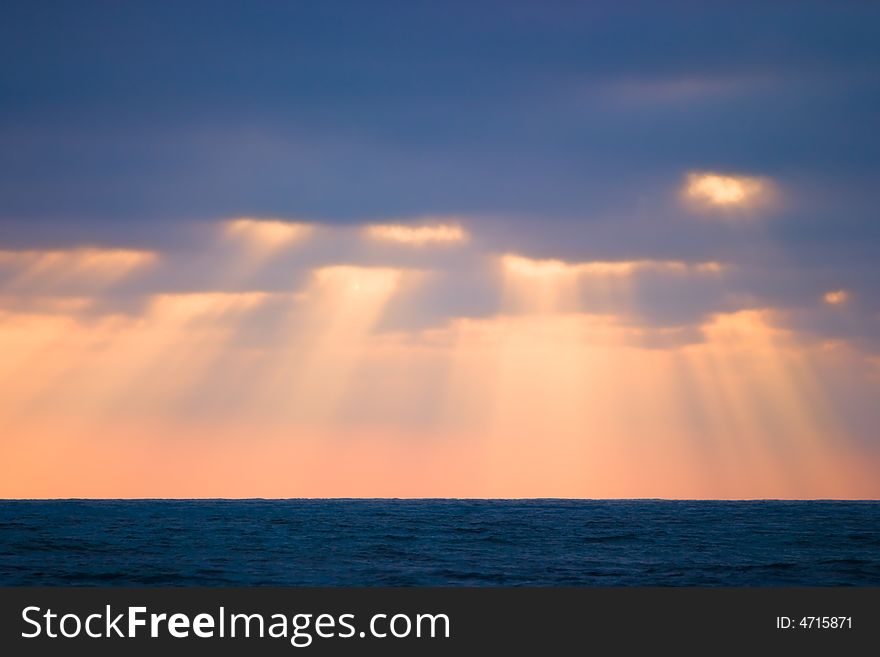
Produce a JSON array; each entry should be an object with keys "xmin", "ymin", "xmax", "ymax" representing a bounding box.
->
[
  {"xmin": 681, "ymin": 171, "xmax": 777, "ymax": 214},
  {"xmin": 823, "ymin": 289, "xmax": 849, "ymax": 305}
]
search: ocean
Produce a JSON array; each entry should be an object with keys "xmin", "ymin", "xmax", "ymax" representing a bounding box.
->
[{"xmin": 1, "ymin": 499, "xmax": 878, "ymax": 586}]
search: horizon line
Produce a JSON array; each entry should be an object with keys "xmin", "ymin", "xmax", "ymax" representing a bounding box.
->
[{"xmin": 3, "ymin": 497, "xmax": 879, "ymax": 502}]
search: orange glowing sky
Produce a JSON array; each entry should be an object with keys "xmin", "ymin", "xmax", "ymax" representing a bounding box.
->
[
  {"xmin": 5, "ymin": 2, "xmax": 880, "ymax": 501},
  {"xmin": 1, "ymin": 176, "xmax": 879, "ymax": 499}
]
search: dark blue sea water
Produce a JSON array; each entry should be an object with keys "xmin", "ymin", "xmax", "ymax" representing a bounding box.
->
[{"xmin": 1, "ymin": 500, "xmax": 878, "ymax": 586}]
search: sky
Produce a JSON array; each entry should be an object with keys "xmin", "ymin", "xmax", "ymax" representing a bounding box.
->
[{"xmin": 1, "ymin": 1, "xmax": 879, "ymax": 498}]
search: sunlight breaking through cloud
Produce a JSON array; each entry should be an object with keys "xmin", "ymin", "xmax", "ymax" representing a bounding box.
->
[
  {"xmin": 500, "ymin": 254, "xmax": 723, "ymax": 278},
  {"xmin": 364, "ymin": 222, "xmax": 468, "ymax": 246},
  {"xmin": 682, "ymin": 171, "xmax": 776, "ymax": 212},
  {"xmin": 224, "ymin": 218, "xmax": 313, "ymax": 254},
  {"xmin": 823, "ymin": 289, "xmax": 849, "ymax": 305}
]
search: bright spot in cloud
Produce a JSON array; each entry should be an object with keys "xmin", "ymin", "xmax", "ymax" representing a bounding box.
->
[
  {"xmin": 500, "ymin": 254, "xmax": 723, "ymax": 278},
  {"xmin": 224, "ymin": 218, "xmax": 312, "ymax": 253},
  {"xmin": 682, "ymin": 171, "xmax": 775, "ymax": 211},
  {"xmin": 823, "ymin": 289, "xmax": 849, "ymax": 305},
  {"xmin": 364, "ymin": 222, "xmax": 468, "ymax": 246}
]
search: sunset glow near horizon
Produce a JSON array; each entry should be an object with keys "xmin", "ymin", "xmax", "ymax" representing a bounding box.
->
[
  {"xmin": 1, "ymin": 2, "xmax": 879, "ymax": 499},
  {"xmin": 1, "ymin": 206, "xmax": 877, "ymax": 499}
]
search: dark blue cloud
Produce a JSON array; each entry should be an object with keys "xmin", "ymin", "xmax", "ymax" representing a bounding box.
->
[{"xmin": 1, "ymin": 0, "xmax": 878, "ymax": 221}]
